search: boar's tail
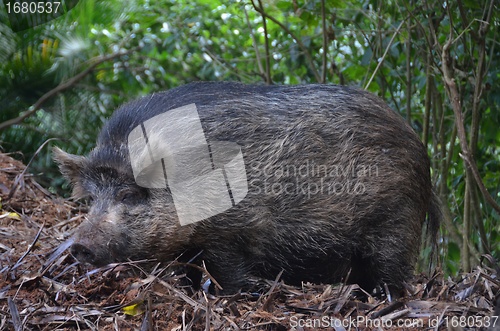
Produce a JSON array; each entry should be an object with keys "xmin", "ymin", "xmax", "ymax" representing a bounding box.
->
[{"xmin": 426, "ymin": 189, "xmax": 442, "ymax": 264}]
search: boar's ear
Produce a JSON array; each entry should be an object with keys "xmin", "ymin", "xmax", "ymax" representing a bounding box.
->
[{"xmin": 52, "ymin": 147, "xmax": 87, "ymax": 198}]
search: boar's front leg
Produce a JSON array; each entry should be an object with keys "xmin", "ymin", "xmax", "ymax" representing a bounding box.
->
[{"xmin": 202, "ymin": 249, "xmax": 254, "ymax": 295}]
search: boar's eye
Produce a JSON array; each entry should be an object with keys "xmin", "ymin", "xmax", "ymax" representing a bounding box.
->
[{"xmin": 117, "ymin": 188, "xmax": 147, "ymax": 204}]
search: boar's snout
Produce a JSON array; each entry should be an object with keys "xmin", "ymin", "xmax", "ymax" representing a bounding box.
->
[{"xmin": 70, "ymin": 242, "xmax": 97, "ymax": 265}]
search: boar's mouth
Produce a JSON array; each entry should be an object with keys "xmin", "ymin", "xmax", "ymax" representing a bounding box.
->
[
  {"xmin": 70, "ymin": 243, "xmax": 102, "ymax": 265},
  {"xmin": 70, "ymin": 239, "xmax": 126, "ymax": 267}
]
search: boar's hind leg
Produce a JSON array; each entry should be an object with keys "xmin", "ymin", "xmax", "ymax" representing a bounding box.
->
[{"xmin": 350, "ymin": 239, "xmax": 416, "ymax": 298}]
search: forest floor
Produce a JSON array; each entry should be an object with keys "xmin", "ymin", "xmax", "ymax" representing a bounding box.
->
[{"xmin": 0, "ymin": 152, "xmax": 498, "ymax": 331}]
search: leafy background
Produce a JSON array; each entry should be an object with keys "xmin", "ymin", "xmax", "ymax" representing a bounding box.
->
[{"xmin": 0, "ymin": 0, "xmax": 498, "ymax": 278}]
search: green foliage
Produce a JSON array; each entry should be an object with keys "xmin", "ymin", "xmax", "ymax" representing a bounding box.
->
[{"xmin": 0, "ymin": 0, "xmax": 498, "ymax": 274}]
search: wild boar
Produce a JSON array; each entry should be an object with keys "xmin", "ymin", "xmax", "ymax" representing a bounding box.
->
[{"xmin": 54, "ymin": 82, "xmax": 439, "ymax": 295}]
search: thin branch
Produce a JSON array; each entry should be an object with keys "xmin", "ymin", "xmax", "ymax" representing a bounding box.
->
[
  {"xmin": 257, "ymin": 0, "xmax": 272, "ymax": 84},
  {"xmin": 0, "ymin": 47, "xmax": 140, "ymax": 131},
  {"xmin": 320, "ymin": 0, "xmax": 327, "ymax": 84},
  {"xmin": 250, "ymin": 0, "xmax": 321, "ymax": 82},
  {"xmin": 405, "ymin": 14, "xmax": 412, "ymax": 125},
  {"xmin": 469, "ymin": 15, "xmax": 490, "ymax": 156},
  {"xmin": 6, "ymin": 138, "xmax": 59, "ymax": 201},
  {"xmin": 418, "ymin": 0, "xmax": 447, "ymax": 71},
  {"xmin": 441, "ymin": 33, "xmax": 500, "ymax": 215},
  {"xmin": 364, "ymin": 18, "xmax": 406, "ymax": 90},
  {"xmin": 243, "ymin": 4, "xmax": 265, "ymax": 79},
  {"xmin": 202, "ymin": 47, "xmax": 255, "ymax": 81},
  {"xmin": 423, "ymin": 52, "xmax": 432, "ymax": 146},
  {"xmin": 10, "ymin": 222, "xmax": 45, "ymax": 271}
]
